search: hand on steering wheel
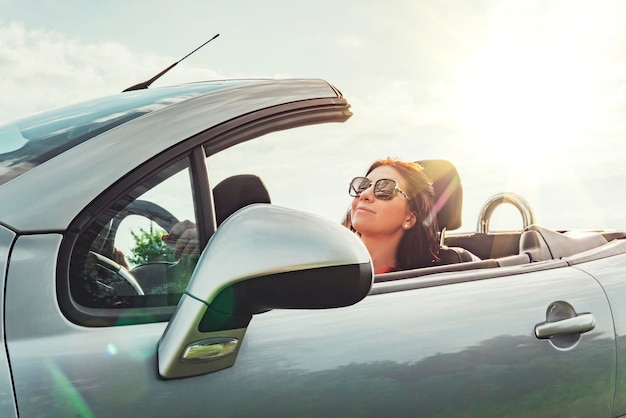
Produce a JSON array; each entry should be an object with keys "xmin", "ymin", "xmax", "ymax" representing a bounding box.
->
[{"xmin": 162, "ymin": 220, "xmax": 199, "ymax": 259}]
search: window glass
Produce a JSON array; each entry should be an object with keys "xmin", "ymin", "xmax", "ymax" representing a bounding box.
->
[
  {"xmin": 69, "ymin": 158, "xmax": 198, "ymax": 308},
  {"xmin": 206, "ymin": 125, "xmax": 359, "ymax": 225}
]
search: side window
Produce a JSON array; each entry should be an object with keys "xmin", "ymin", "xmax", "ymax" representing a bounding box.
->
[
  {"xmin": 205, "ymin": 126, "xmax": 356, "ymax": 224},
  {"xmin": 69, "ymin": 158, "xmax": 198, "ymax": 309}
]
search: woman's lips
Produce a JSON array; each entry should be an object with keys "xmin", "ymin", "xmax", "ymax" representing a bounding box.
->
[{"xmin": 354, "ymin": 205, "xmax": 375, "ymax": 214}]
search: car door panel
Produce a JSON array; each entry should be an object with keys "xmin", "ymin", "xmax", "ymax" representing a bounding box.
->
[
  {"xmin": 0, "ymin": 225, "xmax": 17, "ymax": 418},
  {"xmin": 571, "ymin": 252, "xmax": 626, "ymax": 416},
  {"xmin": 5, "ymin": 235, "xmax": 170, "ymax": 417},
  {"xmin": 233, "ymin": 267, "xmax": 615, "ymax": 417},
  {"xmin": 5, "ymin": 234, "xmax": 615, "ymax": 417}
]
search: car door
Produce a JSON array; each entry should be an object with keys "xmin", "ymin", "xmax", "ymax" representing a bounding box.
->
[
  {"xmin": 199, "ymin": 264, "xmax": 614, "ymax": 417},
  {"xmin": 4, "ymin": 126, "xmax": 617, "ymax": 417}
]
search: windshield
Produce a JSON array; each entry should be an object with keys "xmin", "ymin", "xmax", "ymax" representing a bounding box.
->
[{"xmin": 0, "ymin": 81, "xmax": 252, "ymax": 186}]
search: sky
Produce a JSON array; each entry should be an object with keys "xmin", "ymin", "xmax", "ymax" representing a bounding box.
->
[{"xmin": 2, "ymin": 0, "xmax": 626, "ymax": 231}]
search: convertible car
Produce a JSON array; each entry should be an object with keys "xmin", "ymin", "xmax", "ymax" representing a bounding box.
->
[{"xmin": 1, "ymin": 78, "xmax": 626, "ymax": 417}]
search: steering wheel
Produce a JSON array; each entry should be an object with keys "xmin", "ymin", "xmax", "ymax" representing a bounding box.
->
[
  {"xmin": 92, "ymin": 199, "xmax": 180, "ymax": 255},
  {"xmin": 88, "ymin": 199, "xmax": 195, "ymax": 297},
  {"xmin": 89, "ymin": 251, "xmax": 145, "ymax": 295}
]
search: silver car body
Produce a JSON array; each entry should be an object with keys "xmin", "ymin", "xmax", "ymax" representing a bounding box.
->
[{"xmin": 1, "ymin": 78, "xmax": 625, "ymax": 417}]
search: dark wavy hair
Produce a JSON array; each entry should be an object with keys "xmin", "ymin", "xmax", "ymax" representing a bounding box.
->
[{"xmin": 344, "ymin": 158, "xmax": 440, "ymax": 270}]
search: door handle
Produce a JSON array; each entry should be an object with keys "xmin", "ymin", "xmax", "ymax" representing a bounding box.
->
[{"xmin": 534, "ymin": 313, "xmax": 595, "ymax": 339}]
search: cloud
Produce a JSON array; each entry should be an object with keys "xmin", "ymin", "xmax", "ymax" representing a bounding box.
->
[{"xmin": 0, "ymin": 21, "xmax": 223, "ymax": 123}]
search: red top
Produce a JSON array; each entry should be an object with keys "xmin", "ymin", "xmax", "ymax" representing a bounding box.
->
[{"xmin": 375, "ymin": 265, "xmax": 396, "ymax": 274}]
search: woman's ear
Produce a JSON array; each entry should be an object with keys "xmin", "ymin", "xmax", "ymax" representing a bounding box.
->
[{"xmin": 404, "ymin": 211, "xmax": 417, "ymax": 229}]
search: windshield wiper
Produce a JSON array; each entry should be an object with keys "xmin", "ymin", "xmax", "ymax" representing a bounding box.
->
[{"xmin": 123, "ymin": 33, "xmax": 220, "ymax": 92}]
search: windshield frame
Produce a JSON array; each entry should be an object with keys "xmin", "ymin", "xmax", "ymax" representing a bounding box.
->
[{"xmin": 0, "ymin": 80, "xmax": 259, "ymax": 186}]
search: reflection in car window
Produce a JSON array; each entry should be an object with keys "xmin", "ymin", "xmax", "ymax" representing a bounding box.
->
[{"xmin": 69, "ymin": 158, "xmax": 197, "ymax": 309}]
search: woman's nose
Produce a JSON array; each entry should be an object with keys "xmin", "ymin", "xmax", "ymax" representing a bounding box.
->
[{"xmin": 359, "ymin": 185, "xmax": 375, "ymax": 201}]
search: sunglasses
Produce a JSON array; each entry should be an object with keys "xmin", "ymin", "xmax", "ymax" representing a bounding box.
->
[{"xmin": 349, "ymin": 177, "xmax": 410, "ymax": 201}]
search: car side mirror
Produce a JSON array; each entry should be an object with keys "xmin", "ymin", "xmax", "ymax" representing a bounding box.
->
[{"xmin": 158, "ymin": 204, "xmax": 373, "ymax": 379}]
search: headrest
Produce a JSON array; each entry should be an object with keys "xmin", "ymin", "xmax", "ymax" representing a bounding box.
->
[
  {"xmin": 213, "ymin": 174, "xmax": 271, "ymax": 226},
  {"xmin": 417, "ymin": 159, "xmax": 463, "ymax": 231}
]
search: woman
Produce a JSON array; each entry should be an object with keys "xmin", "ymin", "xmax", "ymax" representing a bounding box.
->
[{"xmin": 344, "ymin": 157, "xmax": 440, "ymax": 273}]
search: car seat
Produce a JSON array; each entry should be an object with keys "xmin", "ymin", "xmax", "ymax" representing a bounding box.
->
[
  {"xmin": 418, "ymin": 160, "xmax": 479, "ymax": 264},
  {"xmin": 213, "ymin": 174, "xmax": 271, "ymax": 226}
]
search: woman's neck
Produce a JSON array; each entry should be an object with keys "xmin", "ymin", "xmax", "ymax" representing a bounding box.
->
[{"xmin": 360, "ymin": 233, "xmax": 403, "ymax": 272}]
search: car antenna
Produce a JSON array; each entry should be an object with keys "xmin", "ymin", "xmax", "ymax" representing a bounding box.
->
[{"xmin": 122, "ymin": 33, "xmax": 220, "ymax": 92}]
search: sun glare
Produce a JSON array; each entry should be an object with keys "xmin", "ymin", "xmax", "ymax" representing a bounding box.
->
[{"xmin": 459, "ymin": 39, "xmax": 594, "ymax": 169}]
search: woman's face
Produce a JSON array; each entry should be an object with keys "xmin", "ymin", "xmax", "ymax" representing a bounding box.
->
[{"xmin": 350, "ymin": 165, "xmax": 415, "ymax": 237}]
